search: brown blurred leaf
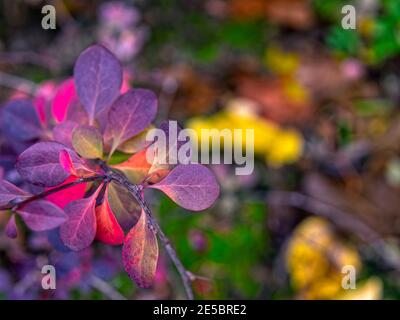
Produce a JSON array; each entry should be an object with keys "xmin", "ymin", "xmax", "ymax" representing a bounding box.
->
[
  {"xmin": 228, "ymin": 0, "xmax": 314, "ymax": 29},
  {"xmin": 297, "ymin": 54, "xmax": 358, "ymax": 99},
  {"xmin": 265, "ymin": 0, "xmax": 314, "ymax": 29},
  {"xmin": 168, "ymin": 65, "xmax": 217, "ymax": 117},
  {"xmin": 236, "ymin": 75, "xmax": 312, "ymax": 124}
]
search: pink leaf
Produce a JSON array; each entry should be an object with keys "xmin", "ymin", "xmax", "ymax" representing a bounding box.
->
[
  {"xmin": 34, "ymin": 81, "xmax": 56, "ymax": 125},
  {"xmin": 59, "ymin": 149, "xmax": 98, "ymax": 178},
  {"xmin": 51, "ymin": 78, "xmax": 77, "ymax": 123},
  {"xmin": 46, "ymin": 176, "xmax": 87, "ymax": 209},
  {"xmin": 95, "ymin": 186, "xmax": 124, "ymax": 245},
  {"xmin": 59, "ymin": 150, "xmax": 77, "ymax": 176}
]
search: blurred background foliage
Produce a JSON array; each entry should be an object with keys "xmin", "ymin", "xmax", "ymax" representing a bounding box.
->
[{"xmin": 1, "ymin": 0, "xmax": 400, "ymax": 299}]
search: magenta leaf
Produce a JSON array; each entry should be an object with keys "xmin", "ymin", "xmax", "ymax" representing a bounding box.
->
[
  {"xmin": 59, "ymin": 149, "xmax": 98, "ymax": 178},
  {"xmin": 1, "ymin": 99, "xmax": 42, "ymax": 141},
  {"xmin": 74, "ymin": 44, "xmax": 122, "ymax": 125},
  {"xmin": 51, "ymin": 78, "xmax": 77, "ymax": 123},
  {"xmin": 16, "ymin": 142, "xmax": 79, "ymax": 187},
  {"xmin": 149, "ymin": 164, "xmax": 220, "ymax": 211},
  {"xmin": 0, "ymin": 180, "xmax": 30, "ymax": 207},
  {"xmin": 17, "ymin": 200, "xmax": 67, "ymax": 231},
  {"xmin": 59, "ymin": 189, "xmax": 101, "ymax": 251},
  {"xmin": 106, "ymin": 89, "xmax": 158, "ymax": 153},
  {"xmin": 59, "ymin": 150, "xmax": 76, "ymax": 175},
  {"xmin": 6, "ymin": 215, "xmax": 18, "ymax": 239},
  {"xmin": 46, "ymin": 176, "xmax": 87, "ymax": 209}
]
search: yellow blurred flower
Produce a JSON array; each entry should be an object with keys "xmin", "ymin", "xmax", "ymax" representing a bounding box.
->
[
  {"xmin": 267, "ymin": 129, "xmax": 303, "ymax": 167},
  {"xmin": 337, "ymin": 277, "xmax": 382, "ymax": 300},
  {"xmin": 265, "ymin": 46, "xmax": 300, "ymax": 76},
  {"xmin": 282, "ymin": 78, "xmax": 309, "ymax": 105},
  {"xmin": 358, "ymin": 17, "xmax": 375, "ymax": 38},
  {"xmin": 187, "ymin": 98, "xmax": 304, "ymax": 167},
  {"xmin": 286, "ymin": 217, "xmax": 382, "ymax": 300}
]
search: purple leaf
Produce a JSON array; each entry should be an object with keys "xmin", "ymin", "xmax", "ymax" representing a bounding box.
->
[
  {"xmin": 6, "ymin": 214, "xmax": 18, "ymax": 239},
  {"xmin": 106, "ymin": 89, "xmax": 158, "ymax": 153},
  {"xmin": 74, "ymin": 44, "xmax": 122, "ymax": 125},
  {"xmin": 17, "ymin": 200, "xmax": 67, "ymax": 231},
  {"xmin": 16, "ymin": 142, "xmax": 80, "ymax": 187},
  {"xmin": 59, "ymin": 190, "xmax": 100, "ymax": 251},
  {"xmin": 1, "ymin": 99, "xmax": 42, "ymax": 141},
  {"xmin": 53, "ymin": 120, "xmax": 79, "ymax": 149},
  {"xmin": 0, "ymin": 180, "xmax": 30, "ymax": 207},
  {"xmin": 149, "ymin": 164, "xmax": 220, "ymax": 211}
]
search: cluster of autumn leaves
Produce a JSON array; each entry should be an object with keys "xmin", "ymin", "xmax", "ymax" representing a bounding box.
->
[
  {"xmin": 0, "ymin": 43, "xmax": 386, "ymax": 299},
  {"xmin": 0, "ymin": 44, "xmax": 220, "ymax": 288}
]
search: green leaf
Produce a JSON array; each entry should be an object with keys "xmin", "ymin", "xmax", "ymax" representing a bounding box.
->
[{"xmin": 72, "ymin": 125, "xmax": 103, "ymax": 159}]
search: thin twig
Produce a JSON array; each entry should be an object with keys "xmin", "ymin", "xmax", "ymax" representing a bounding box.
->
[
  {"xmin": 0, "ymin": 71, "xmax": 38, "ymax": 95},
  {"xmin": 0, "ymin": 52, "xmax": 58, "ymax": 70},
  {"xmin": 89, "ymin": 275, "xmax": 127, "ymax": 300}
]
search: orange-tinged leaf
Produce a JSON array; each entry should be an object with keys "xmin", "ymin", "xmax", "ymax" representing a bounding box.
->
[
  {"xmin": 112, "ymin": 148, "xmax": 152, "ymax": 184},
  {"xmin": 95, "ymin": 186, "xmax": 124, "ymax": 245},
  {"xmin": 122, "ymin": 210, "xmax": 159, "ymax": 288}
]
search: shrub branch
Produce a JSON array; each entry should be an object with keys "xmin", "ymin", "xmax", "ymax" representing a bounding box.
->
[
  {"xmin": 98, "ymin": 161, "xmax": 195, "ymax": 300},
  {"xmin": 0, "ymin": 165, "xmax": 195, "ymax": 300}
]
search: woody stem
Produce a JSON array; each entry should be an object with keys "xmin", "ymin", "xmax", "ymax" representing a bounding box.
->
[{"xmin": 98, "ymin": 162, "xmax": 194, "ymax": 300}]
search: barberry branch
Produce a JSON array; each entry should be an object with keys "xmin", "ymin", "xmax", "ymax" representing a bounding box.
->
[
  {"xmin": 97, "ymin": 161, "xmax": 195, "ymax": 300},
  {"xmin": 1, "ymin": 166, "xmax": 195, "ymax": 299}
]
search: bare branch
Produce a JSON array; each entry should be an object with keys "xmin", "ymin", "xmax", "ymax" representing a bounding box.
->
[
  {"xmin": 89, "ymin": 275, "xmax": 127, "ymax": 300},
  {"xmin": 0, "ymin": 71, "xmax": 38, "ymax": 95}
]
